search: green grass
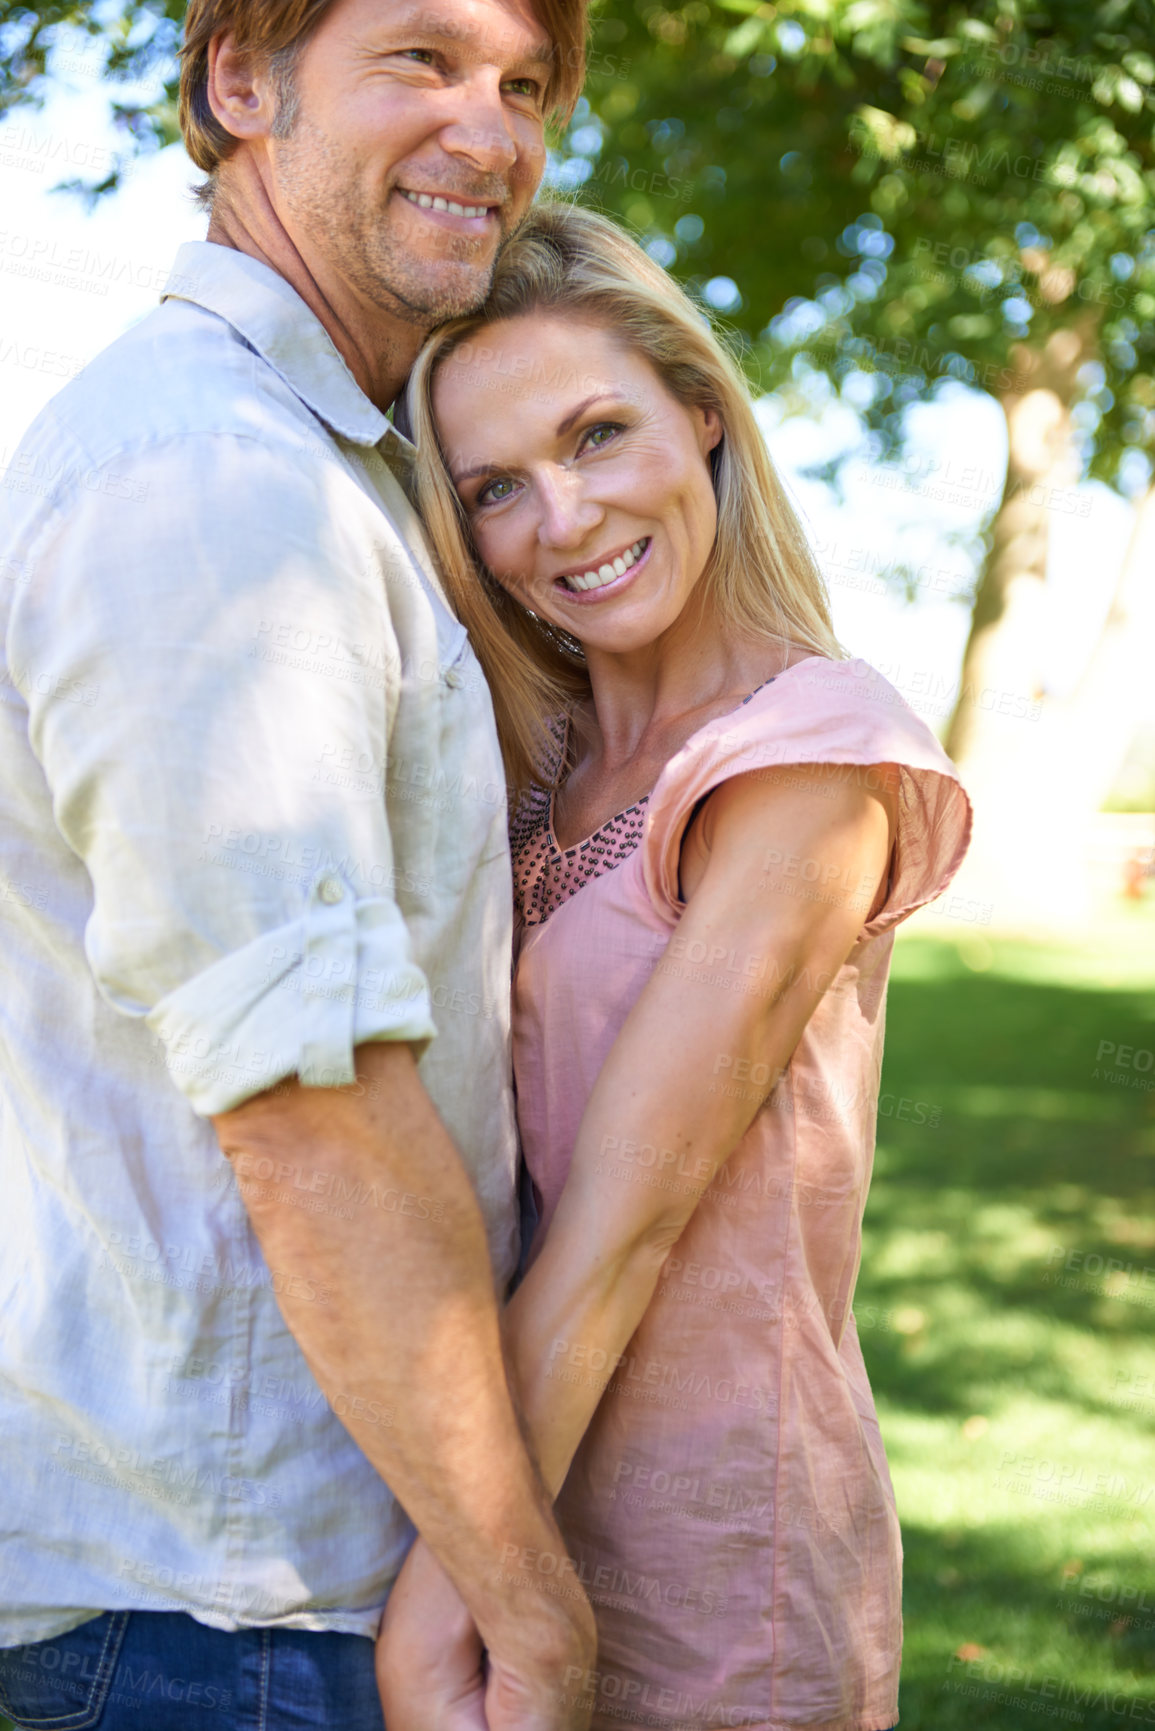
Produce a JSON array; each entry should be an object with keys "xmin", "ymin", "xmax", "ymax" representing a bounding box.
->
[{"xmin": 865, "ymin": 914, "xmax": 1155, "ymax": 1730}]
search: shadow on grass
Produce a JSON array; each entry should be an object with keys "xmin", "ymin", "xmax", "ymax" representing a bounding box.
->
[
  {"xmin": 860, "ymin": 938, "xmax": 1155, "ymax": 1729},
  {"xmin": 865, "ymin": 952, "xmax": 1155, "ymax": 1404},
  {"xmin": 897, "ymin": 1516, "xmax": 1155, "ymax": 1730}
]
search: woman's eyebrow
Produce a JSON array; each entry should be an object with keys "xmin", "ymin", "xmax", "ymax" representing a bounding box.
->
[
  {"xmin": 556, "ymin": 393, "xmax": 616, "ymax": 436},
  {"xmin": 449, "ymin": 393, "xmax": 620, "ymax": 486},
  {"xmin": 450, "ymin": 456, "xmax": 505, "ymax": 487}
]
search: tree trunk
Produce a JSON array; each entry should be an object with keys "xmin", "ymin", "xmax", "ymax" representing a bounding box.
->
[
  {"xmin": 939, "ymin": 317, "xmax": 1107, "ymax": 926},
  {"xmin": 944, "ymin": 318, "xmax": 1096, "ymax": 768}
]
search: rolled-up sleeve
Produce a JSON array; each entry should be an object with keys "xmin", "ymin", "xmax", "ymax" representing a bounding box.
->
[{"xmin": 9, "ymin": 428, "xmax": 437, "ymax": 1113}]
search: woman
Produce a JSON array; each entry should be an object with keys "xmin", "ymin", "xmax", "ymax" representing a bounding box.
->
[{"xmin": 379, "ymin": 203, "xmax": 971, "ymax": 1731}]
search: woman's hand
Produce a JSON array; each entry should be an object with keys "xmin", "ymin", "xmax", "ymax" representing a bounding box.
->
[
  {"xmin": 377, "ymin": 1538, "xmax": 487, "ymax": 1730},
  {"xmin": 378, "ymin": 1536, "xmax": 594, "ymax": 1731}
]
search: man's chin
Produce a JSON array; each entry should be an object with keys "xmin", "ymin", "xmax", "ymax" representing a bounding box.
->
[{"xmin": 374, "ymin": 257, "xmax": 500, "ymax": 328}]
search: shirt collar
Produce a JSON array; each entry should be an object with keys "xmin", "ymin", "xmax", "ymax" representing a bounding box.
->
[{"xmin": 161, "ymin": 240, "xmax": 416, "ymax": 466}]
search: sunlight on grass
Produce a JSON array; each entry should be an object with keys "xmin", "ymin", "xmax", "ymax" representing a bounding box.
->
[{"xmin": 863, "ymin": 924, "xmax": 1155, "ymax": 1729}]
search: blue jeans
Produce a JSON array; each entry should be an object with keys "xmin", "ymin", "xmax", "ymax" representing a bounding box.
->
[{"xmin": 0, "ymin": 1611, "xmax": 385, "ymax": 1730}]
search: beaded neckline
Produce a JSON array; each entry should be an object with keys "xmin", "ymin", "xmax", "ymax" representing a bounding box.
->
[
  {"xmin": 511, "ymin": 674, "xmax": 779, "ymax": 930},
  {"xmin": 546, "ymin": 712, "xmax": 648, "ymax": 858},
  {"xmin": 511, "ymin": 789, "xmax": 649, "ymax": 929}
]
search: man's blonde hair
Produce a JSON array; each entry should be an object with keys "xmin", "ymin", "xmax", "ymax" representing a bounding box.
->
[
  {"xmin": 407, "ymin": 201, "xmax": 843, "ymax": 793},
  {"xmin": 179, "ymin": 0, "xmax": 588, "ymax": 182}
]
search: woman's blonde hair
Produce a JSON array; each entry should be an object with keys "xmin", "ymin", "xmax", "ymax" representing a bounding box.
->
[{"xmin": 407, "ymin": 201, "xmax": 842, "ymax": 793}]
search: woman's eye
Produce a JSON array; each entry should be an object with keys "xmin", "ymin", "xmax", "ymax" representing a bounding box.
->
[
  {"xmin": 401, "ymin": 49, "xmax": 436, "ymax": 65},
  {"xmin": 582, "ymin": 422, "xmax": 623, "ymax": 452},
  {"xmin": 476, "ymin": 477, "xmax": 516, "ymax": 506},
  {"xmin": 503, "ymin": 76, "xmax": 542, "ymax": 99}
]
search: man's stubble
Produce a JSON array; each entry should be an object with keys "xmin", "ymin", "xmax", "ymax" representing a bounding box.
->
[{"xmin": 272, "ymin": 105, "xmax": 518, "ymax": 330}]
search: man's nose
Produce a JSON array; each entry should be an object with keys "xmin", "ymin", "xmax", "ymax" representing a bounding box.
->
[
  {"xmin": 536, "ymin": 469, "xmax": 603, "ymax": 549},
  {"xmin": 440, "ymin": 74, "xmax": 519, "ymax": 176}
]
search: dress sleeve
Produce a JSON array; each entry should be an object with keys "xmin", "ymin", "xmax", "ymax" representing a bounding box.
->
[{"xmin": 641, "ymin": 655, "xmax": 972, "ymax": 936}]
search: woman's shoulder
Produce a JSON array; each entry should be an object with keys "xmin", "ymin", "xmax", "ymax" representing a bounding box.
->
[
  {"xmin": 678, "ymin": 654, "xmax": 959, "ymax": 783},
  {"xmin": 642, "ymin": 654, "xmax": 972, "ymax": 930}
]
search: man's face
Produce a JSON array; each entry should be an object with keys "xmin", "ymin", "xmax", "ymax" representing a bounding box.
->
[{"xmin": 265, "ymin": 0, "xmax": 553, "ymax": 327}]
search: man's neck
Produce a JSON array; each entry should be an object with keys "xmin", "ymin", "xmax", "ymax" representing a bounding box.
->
[{"xmin": 206, "ymin": 169, "xmax": 425, "ymax": 414}]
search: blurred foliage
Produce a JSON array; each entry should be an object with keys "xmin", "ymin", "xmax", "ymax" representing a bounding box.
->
[
  {"xmin": 568, "ymin": 0, "xmax": 1155, "ymax": 490},
  {"xmin": 0, "ymin": 0, "xmax": 182, "ymax": 195}
]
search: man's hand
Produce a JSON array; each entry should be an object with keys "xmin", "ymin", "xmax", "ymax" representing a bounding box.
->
[
  {"xmin": 211, "ymin": 1042, "xmax": 594, "ymax": 1728},
  {"xmin": 378, "ymin": 1539, "xmax": 593, "ymax": 1731}
]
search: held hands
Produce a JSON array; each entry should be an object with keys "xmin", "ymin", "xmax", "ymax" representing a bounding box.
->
[{"xmin": 377, "ymin": 1537, "xmax": 594, "ymax": 1731}]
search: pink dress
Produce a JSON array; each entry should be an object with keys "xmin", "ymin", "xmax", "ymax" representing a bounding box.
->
[{"xmin": 510, "ymin": 657, "xmax": 971, "ymax": 1731}]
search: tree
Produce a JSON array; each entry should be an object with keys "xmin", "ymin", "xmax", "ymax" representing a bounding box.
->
[
  {"xmin": 0, "ymin": 0, "xmax": 183, "ymax": 193},
  {"xmin": 564, "ymin": 0, "xmax": 1155, "ymax": 910}
]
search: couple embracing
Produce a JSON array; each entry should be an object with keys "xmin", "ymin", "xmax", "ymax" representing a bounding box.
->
[{"xmin": 0, "ymin": 1, "xmax": 970, "ymax": 1728}]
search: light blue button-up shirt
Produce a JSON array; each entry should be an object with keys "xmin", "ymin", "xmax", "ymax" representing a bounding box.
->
[{"xmin": 0, "ymin": 241, "xmax": 519, "ymax": 1645}]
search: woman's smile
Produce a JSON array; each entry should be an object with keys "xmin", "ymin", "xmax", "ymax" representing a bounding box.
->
[{"xmin": 552, "ymin": 534, "xmax": 651, "ymax": 601}]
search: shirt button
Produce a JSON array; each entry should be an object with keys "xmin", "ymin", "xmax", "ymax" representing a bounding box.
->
[
  {"xmin": 444, "ymin": 667, "xmax": 463, "ymax": 689},
  {"xmin": 318, "ymin": 877, "xmax": 345, "ymax": 905}
]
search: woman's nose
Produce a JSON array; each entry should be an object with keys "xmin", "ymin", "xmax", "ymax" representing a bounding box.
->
[{"xmin": 536, "ymin": 468, "xmax": 603, "ymax": 548}]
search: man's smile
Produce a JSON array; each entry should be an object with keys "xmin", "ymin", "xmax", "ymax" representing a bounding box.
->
[{"xmin": 397, "ymin": 187, "xmax": 500, "ymax": 227}]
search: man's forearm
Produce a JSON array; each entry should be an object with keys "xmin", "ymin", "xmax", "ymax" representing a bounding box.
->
[{"xmin": 211, "ymin": 1041, "xmax": 593, "ymax": 1665}]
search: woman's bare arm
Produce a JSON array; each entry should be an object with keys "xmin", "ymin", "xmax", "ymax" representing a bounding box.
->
[{"xmin": 503, "ymin": 760, "xmax": 897, "ymax": 1495}]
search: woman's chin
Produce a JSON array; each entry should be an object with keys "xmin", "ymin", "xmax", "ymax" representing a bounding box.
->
[
  {"xmin": 558, "ymin": 616, "xmax": 676, "ymax": 658},
  {"xmin": 571, "ymin": 592, "xmax": 705, "ymax": 657}
]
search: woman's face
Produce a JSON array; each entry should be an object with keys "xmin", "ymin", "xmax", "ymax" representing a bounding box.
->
[{"xmin": 431, "ymin": 312, "xmax": 723, "ymax": 657}]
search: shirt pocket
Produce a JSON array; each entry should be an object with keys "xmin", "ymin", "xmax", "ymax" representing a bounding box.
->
[{"xmin": 0, "ymin": 1611, "xmax": 130, "ymax": 1729}]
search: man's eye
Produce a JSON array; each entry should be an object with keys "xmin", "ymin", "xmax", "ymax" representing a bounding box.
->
[
  {"xmin": 401, "ymin": 49, "xmax": 436, "ymax": 66},
  {"xmin": 477, "ymin": 477, "xmax": 516, "ymax": 506}
]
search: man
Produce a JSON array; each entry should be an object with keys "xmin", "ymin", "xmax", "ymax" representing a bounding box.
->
[{"xmin": 0, "ymin": 1, "xmax": 594, "ymax": 1726}]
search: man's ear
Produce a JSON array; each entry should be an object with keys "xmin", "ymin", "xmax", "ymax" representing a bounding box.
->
[{"xmin": 206, "ymin": 32, "xmax": 277, "ymax": 143}]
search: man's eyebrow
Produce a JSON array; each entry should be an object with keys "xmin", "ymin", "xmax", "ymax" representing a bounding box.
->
[
  {"xmin": 374, "ymin": 12, "xmax": 555, "ymax": 71},
  {"xmin": 496, "ymin": 33, "xmax": 556, "ymax": 73}
]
